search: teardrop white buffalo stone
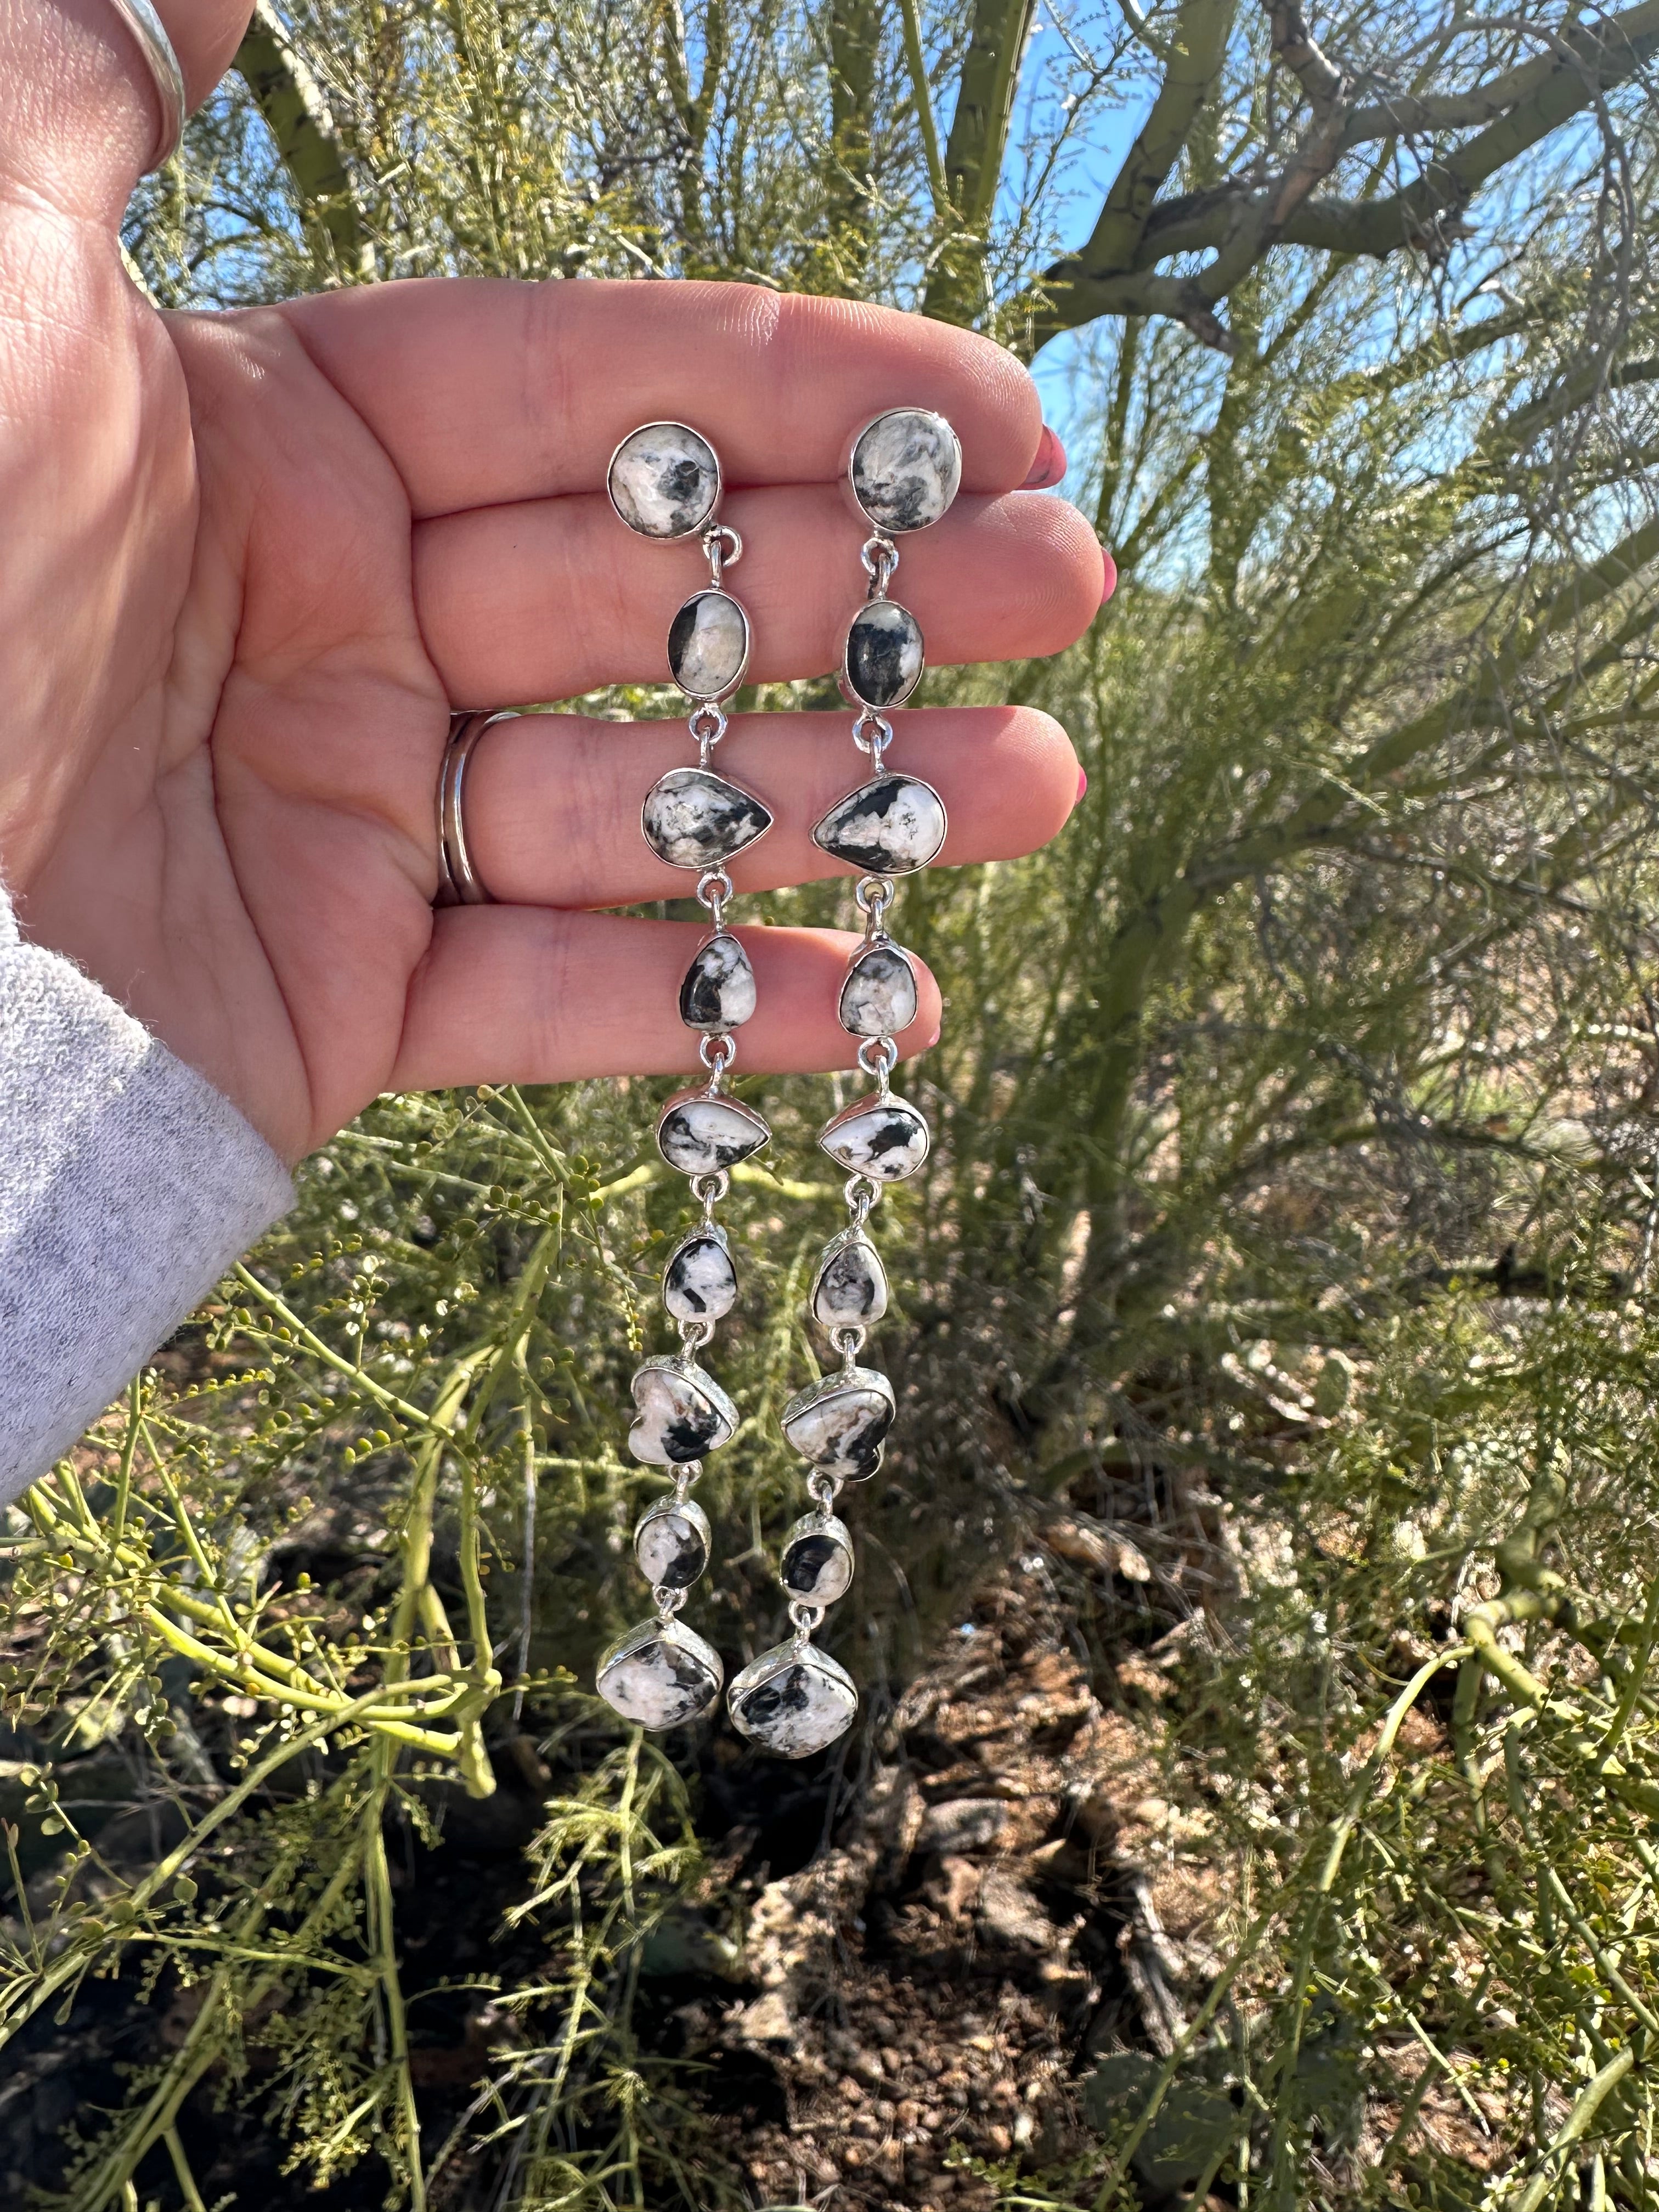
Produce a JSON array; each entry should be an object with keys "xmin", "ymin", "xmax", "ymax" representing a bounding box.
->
[
  {"xmin": 843, "ymin": 601, "xmax": 924, "ymax": 710},
  {"xmin": 811, "ymin": 1231, "xmax": 888, "ymax": 1328},
  {"xmin": 782, "ymin": 1366, "xmax": 895, "ymax": 1479},
  {"xmin": 608, "ymin": 422, "xmax": 720, "ymax": 540},
  {"xmin": 596, "ymin": 1617, "xmax": 723, "ymax": 1728},
  {"xmin": 849, "ymin": 409, "xmax": 962, "ymax": 534},
  {"xmin": 838, "ymin": 942, "xmax": 918, "ymax": 1037},
  {"xmin": 679, "ymin": 933, "xmax": 757, "ymax": 1032},
  {"xmin": 728, "ymin": 1641, "xmax": 859, "ymax": 1757},
  {"xmin": 668, "ymin": 589, "xmax": 749, "ymax": 701},
  {"xmin": 643, "ymin": 768, "xmax": 773, "ymax": 871},
  {"xmin": 656, "ymin": 1090, "xmax": 771, "ymax": 1176},
  {"xmin": 663, "ymin": 1226, "xmax": 738, "ymax": 1322},
  {"xmin": 781, "ymin": 1513, "xmax": 855, "ymax": 1604},
  {"xmin": 628, "ymin": 1357, "xmax": 738, "ymax": 1465},
  {"xmin": 820, "ymin": 1092, "xmax": 930, "ymax": 1182},
  {"xmin": 634, "ymin": 1496, "xmax": 713, "ymax": 1588},
  {"xmin": 812, "ymin": 776, "xmax": 946, "ymax": 876}
]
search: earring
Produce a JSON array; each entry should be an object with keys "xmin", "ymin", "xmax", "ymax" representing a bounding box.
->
[
  {"xmin": 595, "ymin": 422, "xmax": 773, "ymax": 1731},
  {"xmin": 726, "ymin": 409, "xmax": 961, "ymax": 1759}
]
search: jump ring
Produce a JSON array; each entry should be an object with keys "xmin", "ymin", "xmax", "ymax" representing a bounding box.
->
[{"xmin": 700, "ymin": 1033, "xmax": 737, "ymax": 1076}]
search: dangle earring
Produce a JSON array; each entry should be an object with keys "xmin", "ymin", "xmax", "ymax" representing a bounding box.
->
[
  {"xmin": 727, "ymin": 409, "xmax": 961, "ymax": 1759},
  {"xmin": 595, "ymin": 422, "xmax": 774, "ymax": 1731}
]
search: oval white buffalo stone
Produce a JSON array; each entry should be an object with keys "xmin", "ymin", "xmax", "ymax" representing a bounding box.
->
[
  {"xmin": 634, "ymin": 1496, "xmax": 713, "ymax": 1588},
  {"xmin": 781, "ymin": 1513, "xmax": 855, "ymax": 1604},
  {"xmin": 819, "ymin": 1092, "xmax": 930, "ymax": 1182},
  {"xmin": 596, "ymin": 1617, "xmax": 724, "ymax": 1728},
  {"xmin": 663, "ymin": 1226, "xmax": 738, "ymax": 1322},
  {"xmin": 656, "ymin": 1090, "xmax": 771, "ymax": 1176},
  {"xmin": 728, "ymin": 1641, "xmax": 859, "ymax": 1757},
  {"xmin": 812, "ymin": 775, "xmax": 946, "ymax": 875},
  {"xmin": 811, "ymin": 1231, "xmax": 888, "ymax": 1328},
  {"xmin": 644, "ymin": 768, "xmax": 773, "ymax": 871},
  {"xmin": 849, "ymin": 409, "xmax": 962, "ymax": 534},
  {"xmin": 608, "ymin": 421, "xmax": 720, "ymax": 539},
  {"xmin": 679, "ymin": 933, "xmax": 757, "ymax": 1033},
  {"xmin": 628, "ymin": 1356, "xmax": 738, "ymax": 1465},
  {"xmin": 838, "ymin": 942, "xmax": 918, "ymax": 1037},
  {"xmin": 843, "ymin": 600, "xmax": 924, "ymax": 710},
  {"xmin": 782, "ymin": 1365, "xmax": 895, "ymax": 1479},
  {"xmin": 669, "ymin": 589, "xmax": 749, "ymax": 701}
]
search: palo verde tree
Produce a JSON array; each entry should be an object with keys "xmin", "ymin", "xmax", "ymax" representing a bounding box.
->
[{"xmin": 3, "ymin": 0, "xmax": 1658, "ymax": 2207}]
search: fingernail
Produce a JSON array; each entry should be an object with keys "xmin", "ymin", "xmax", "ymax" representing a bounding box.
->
[
  {"xmin": 1100, "ymin": 544, "xmax": 1118, "ymax": 606},
  {"xmin": 922, "ymin": 1022, "xmax": 941, "ymax": 1051},
  {"xmin": 1075, "ymin": 766, "xmax": 1088, "ymax": 806},
  {"xmin": 1021, "ymin": 424, "xmax": 1066, "ymax": 490}
]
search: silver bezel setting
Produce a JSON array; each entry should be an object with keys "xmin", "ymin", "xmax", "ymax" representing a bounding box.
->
[
  {"xmin": 596, "ymin": 1615, "xmax": 725, "ymax": 1729},
  {"xmin": 662, "ymin": 1221, "xmax": 738, "ymax": 1321},
  {"xmin": 628, "ymin": 1353, "xmax": 741, "ymax": 1465},
  {"xmin": 606, "ymin": 420, "xmax": 723, "ymax": 541},
  {"xmin": 810, "ymin": 1224, "xmax": 890, "ymax": 1327},
  {"xmin": 810, "ymin": 773, "xmax": 948, "ymax": 877},
  {"xmin": 634, "ymin": 1493, "xmax": 714, "ymax": 1589},
  {"xmin": 780, "ymin": 1511, "xmax": 856, "ymax": 1604},
  {"xmin": 668, "ymin": 587, "xmax": 752, "ymax": 703},
  {"xmin": 842, "ymin": 408, "xmax": 964, "ymax": 535},
  {"xmin": 838, "ymin": 599, "xmax": 926, "ymax": 713},
  {"xmin": 641, "ymin": 766, "xmax": 774, "ymax": 872},
  {"xmin": 818, "ymin": 1090, "xmax": 932, "ymax": 1182},
  {"xmin": 781, "ymin": 1363, "xmax": 896, "ymax": 1478},
  {"xmin": 655, "ymin": 1086, "xmax": 772, "ymax": 1175},
  {"xmin": 727, "ymin": 1638, "xmax": 860, "ymax": 1757}
]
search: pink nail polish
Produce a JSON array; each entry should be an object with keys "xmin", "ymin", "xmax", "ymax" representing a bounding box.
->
[
  {"xmin": 921, "ymin": 1023, "xmax": 942, "ymax": 1051},
  {"xmin": 1100, "ymin": 544, "xmax": 1118, "ymax": 605},
  {"xmin": 1021, "ymin": 424, "xmax": 1066, "ymax": 490},
  {"xmin": 1075, "ymin": 766, "xmax": 1088, "ymax": 805}
]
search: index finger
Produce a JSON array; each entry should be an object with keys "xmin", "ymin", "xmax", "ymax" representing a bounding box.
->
[{"xmin": 275, "ymin": 278, "xmax": 1045, "ymax": 520}]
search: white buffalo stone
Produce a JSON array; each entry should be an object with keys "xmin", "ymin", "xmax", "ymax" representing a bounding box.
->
[
  {"xmin": 628, "ymin": 1357, "xmax": 738, "ymax": 1465},
  {"xmin": 782, "ymin": 1367, "xmax": 895, "ymax": 1478},
  {"xmin": 728, "ymin": 1643, "xmax": 859, "ymax": 1757},
  {"xmin": 668, "ymin": 589, "xmax": 749, "ymax": 700},
  {"xmin": 596, "ymin": 1618, "xmax": 724, "ymax": 1728},
  {"xmin": 838, "ymin": 943, "xmax": 918, "ymax": 1037},
  {"xmin": 850, "ymin": 409, "xmax": 962, "ymax": 534},
  {"xmin": 679, "ymin": 933, "xmax": 757, "ymax": 1032},
  {"xmin": 644, "ymin": 768, "xmax": 772, "ymax": 871},
  {"xmin": 663, "ymin": 1227, "xmax": 739, "ymax": 1321},
  {"xmin": 608, "ymin": 422, "xmax": 720, "ymax": 539},
  {"xmin": 819, "ymin": 1094, "xmax": 930, "ymax": 1182},
  {"xmin": 811, "ymin": 1232, "xmax": 889, "ymax": 1327},
  {"xmin": 657, "ymin": 1092, "xmax": 770, "ymax": 1176},
  {"xmin": 812, "ymin": 775, "xmax": 946, "ymax": 875}
]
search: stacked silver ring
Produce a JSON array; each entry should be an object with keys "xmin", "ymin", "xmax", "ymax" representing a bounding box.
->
[{"xmin": 435, "ymin": 710, "xmax": 517, "ymax": 906}]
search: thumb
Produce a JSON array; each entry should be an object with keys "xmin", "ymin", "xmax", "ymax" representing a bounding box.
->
[{"xmin": 0, "ymin": 0, "xmax": 252, "ymax": 223}]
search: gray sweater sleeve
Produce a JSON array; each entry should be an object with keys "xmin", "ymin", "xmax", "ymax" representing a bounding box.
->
[{"xmin": 0, "ymin": 892, "xmax": 295, "ymax": 1500}]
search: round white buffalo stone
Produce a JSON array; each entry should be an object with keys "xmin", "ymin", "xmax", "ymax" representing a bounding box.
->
[
  {"xmin": 644, "ymin": 767, "xmax": 772, "ymax": 871},
  {"xmin": 838, "ymin": 943, "xmax": 918, "ymax": 1037},
  {"xmin": 782, "ymin": 1367, "xmax": 895, "ymax": 1479},
  {"xmin": 628, "ymin": 1357, "xmax": 738, "ymax": 1465},
  {"xmin": 634, "ymin": 1497, "xmax": 713, "ymax": 1588},
  {"xmin": 597, "ymin": 1618, "xmax": 724, "ymax": 1728},
  {"xmin": 820, "ymin": 1093, "xmax": 930, "ymax": 1182},
  {"xmin": 812, "ymin": 775, "xmax": 946, "ymax": 875},
  {"xmin": 679, "ymin": 932, "xmax": 757, "ymax": 1033},
  {"xmin": 844, "ymin": 601, "xmax": 924, "ymax": 709},
  {"xmin": 657, "ymin": 1091, "xmax": 771, "ymax": 1176},
  {"xmin": 850, "ymin": 409, "xmax": 962, "ymax": 535},
  {"xmin": 811, "ymin": 1232, "xmax": 888, "ymax": 1327},
  {"xmin": 781, "ymin": 1513, "xmax": 855, "ymax": 1604},
  {"xmin": 663, "ymin": 1227, "xmax": 739, "ymax": 1322},
  {"xmin": 608, "ymin": 422, "xmax": 720, "ymax": 539},
  {"xmin": 729, "ymin": 1642, "xmax": 859, "ymax": 1757},
  {"xmin": 668, "ymin": 589, "xmax": 749, "ymax": 701}
]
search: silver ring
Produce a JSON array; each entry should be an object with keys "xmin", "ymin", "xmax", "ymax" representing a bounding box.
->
[
  {"xmin": 436, "ymin": 711, "xmax": 516, "ymax": 907},
  {"xmin": 103, "ymin": 0, "xmax": 188, "ymax": 172}
]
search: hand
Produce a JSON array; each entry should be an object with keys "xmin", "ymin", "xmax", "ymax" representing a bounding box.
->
[{"xmin": 0, "ymin": 0, "xmax": 1105, "ymax": 1165}]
